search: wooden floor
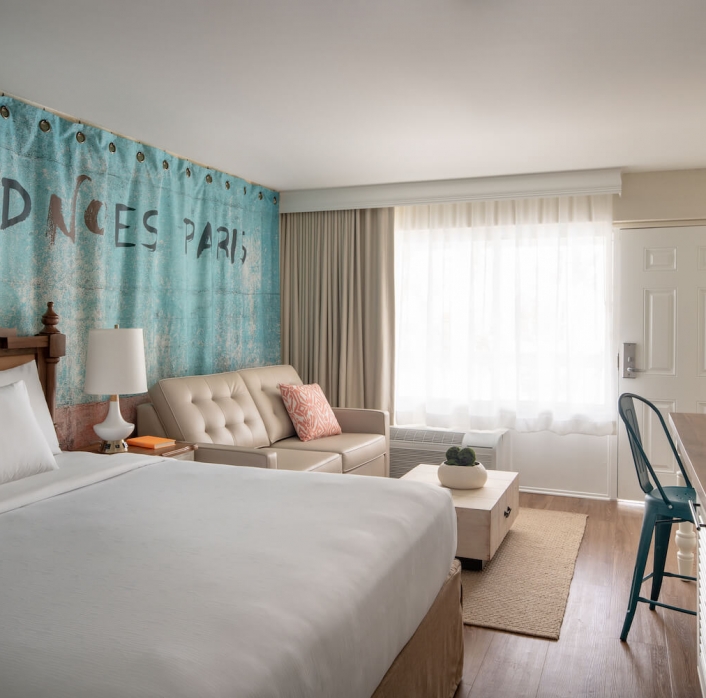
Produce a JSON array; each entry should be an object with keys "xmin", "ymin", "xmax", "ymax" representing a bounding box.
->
[{"xmin": 453, "ymin": 493, "xmax": 700, "ymax": 698}]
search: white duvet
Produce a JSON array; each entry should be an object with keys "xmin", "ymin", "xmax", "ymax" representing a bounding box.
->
[{"xmin": 0, "ymin": 454, "xmax": 456, "ymax": 698}]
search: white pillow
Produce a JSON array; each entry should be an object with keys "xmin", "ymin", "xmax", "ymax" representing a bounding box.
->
[
  {"xmin": 0, "ymin": 360, "xmax": 61, "ymax": 454},
  {"xmin": 0, "ymin": 380, "xmax": 58, "ymax": 485}
]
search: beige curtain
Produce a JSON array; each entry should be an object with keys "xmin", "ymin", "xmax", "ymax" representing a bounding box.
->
[{"xmin": 280, "ymin": 208, "xmax": 394, "ymax": 414}]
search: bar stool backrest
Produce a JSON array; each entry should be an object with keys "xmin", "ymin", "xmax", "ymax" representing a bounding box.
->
[{"xmin": 617, "ymin": 392, "xmax": 692, "ymax": 504}]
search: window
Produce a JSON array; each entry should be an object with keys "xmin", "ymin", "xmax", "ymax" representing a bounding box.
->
[{"xmin": 394, "ymin": 195, "xmax": 615, "ymax": 436}]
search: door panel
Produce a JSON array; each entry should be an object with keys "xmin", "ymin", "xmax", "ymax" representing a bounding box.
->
[
  {"xmin": 643, "ymin": 289, "xmax": 676, "ymax": 374},
  {"xmin": 698, "ymin": 289, "xmax": 706, "ymax": 375},
  {"xmin": 617, "ymin": 226, "xmax": 706, "ymax": 500},
  {"xmin": 643, "ymin": 398, "xmax": 677, "ymax": 475}
]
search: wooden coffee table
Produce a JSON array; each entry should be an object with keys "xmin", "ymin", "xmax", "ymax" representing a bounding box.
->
[{"xmin": 402, "ymin": 464, "xmax": 519, "ymax": 569}]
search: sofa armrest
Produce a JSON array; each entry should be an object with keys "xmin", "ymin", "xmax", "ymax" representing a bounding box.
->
[
  {"xmin": 332, "ymin": 408, "xmax": 389, "ymax": 436},
  {"xmin": 136, "ymin": 403, "xmax": 169, "ymax": 438},
  {"xmin": 193, "ymin": 443, "xmax": 277, "ymax": 469}
]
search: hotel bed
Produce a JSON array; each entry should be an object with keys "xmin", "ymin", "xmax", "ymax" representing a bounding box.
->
[{"xmin": 0, "ymin": 306, "xmax": 463, "ymax": 698}]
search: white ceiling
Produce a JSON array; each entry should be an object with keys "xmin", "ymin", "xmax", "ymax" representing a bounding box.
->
[{"xmin": 1, "ymin": 0, "xmax": 705, "ymax": 193}]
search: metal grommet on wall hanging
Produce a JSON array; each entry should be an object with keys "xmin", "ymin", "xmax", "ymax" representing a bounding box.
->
[
  {"xmin": 76, "ymin": 132, "xmax": 86, "ymax": 143},
  {"xmin": 258, "ymin": 192, "xmax": 263, "ymax": 200},
  {"xmin": 243, "ymin": 186, "xmax": 247, "ymax": 195},
  {"xmin": 39, "ymin": 119, "xmax": 51, "ymax": 132},
  {"xmin": 136, "ymin": 151, "xmax": 145, "ymax": 162},
  {"xmin": 225, "ymin": 181, "xmax": 231, "ymax": 190},
  {"xmin": 185, "ymin": 167, "xmax": 191, "ymax": 178},
  {"xmin": 0, "ymin": 106, "xmax": 9, "ymax": 119},
  {"xmin": 109, "ymin": 142, "xmax": 116, "ymax": 153},
  {"xmin": 162, "ymin": 160, "xmax": 169, "ymax": 170},
  {"xmin": 273, "ymin": 196, "xmax": 277, "ymax": 204},
  {"xmin": 206, "ymin": 174, "xmax": 213, "ymax": 184}
]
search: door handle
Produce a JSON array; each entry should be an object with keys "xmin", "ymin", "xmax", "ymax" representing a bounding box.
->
[{"xmin": 623, "ymin": 343, "xmax": 645, "ymax": 378}]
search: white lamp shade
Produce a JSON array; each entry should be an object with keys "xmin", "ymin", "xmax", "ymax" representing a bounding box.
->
[{"xmin": 84, "ymin": 328, "xmax": 148, "ymax": 396}]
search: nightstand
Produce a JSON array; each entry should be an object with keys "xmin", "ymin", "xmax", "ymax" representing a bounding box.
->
[{"xmin": 76, "ymin": 442, "xmax": 197, "ymax": 461}]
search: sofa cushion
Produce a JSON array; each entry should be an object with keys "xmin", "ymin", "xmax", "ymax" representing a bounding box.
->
[
  {"xmin": 274, "ymin": 432, "xmax": 386, "ymax": 473},
  {"xmin": 149, "ymin": 372, "xmax": 270, "ymax": 448},
  {"xmin": 238, "ymin": 365, "xmax": 302, "ymax": 443},
  {"xmin": 262, "ymin": 448, "xmax": 342, "ymax": 473},
  {"xmin": 345, "ymin": 456, "xmax": 387, "ymax": 477},
  {"xmin": 279, "ymin": 383, "xmax": 342, "ymax": 442}
]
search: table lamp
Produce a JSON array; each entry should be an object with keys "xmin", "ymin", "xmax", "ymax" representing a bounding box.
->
[{"xmin": 84, "ymin": 326, "xmax": 148, "ymax": 453}]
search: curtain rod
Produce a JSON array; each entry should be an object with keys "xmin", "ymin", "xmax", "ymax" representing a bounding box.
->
[{"xmin": 280, "ymin": 168, "xmax": 623, "ymax": 214}]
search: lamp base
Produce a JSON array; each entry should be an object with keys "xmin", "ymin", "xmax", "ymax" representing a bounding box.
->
[
  {"xmin": 99, "ymin": 439, "xmax": 129, "ymax": 454},
  {"xmin": 93, "ymin": 395, "xmax": 134, "ymax": 449}
]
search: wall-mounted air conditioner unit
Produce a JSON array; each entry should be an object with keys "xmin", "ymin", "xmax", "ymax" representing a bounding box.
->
[{"xmin": 389, "ymin": 427, "xmax": 511, "ymax": 479}]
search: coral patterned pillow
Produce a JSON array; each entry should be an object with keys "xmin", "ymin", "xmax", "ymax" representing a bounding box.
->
[{"xmin": 279, "ymin": 383, "xmax": 342, "ymax": 442}]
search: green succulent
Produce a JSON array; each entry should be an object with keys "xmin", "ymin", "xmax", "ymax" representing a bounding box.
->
[
  {"xmin": 445, "ymin": 446, "xmax": 460, "ymax": 463},
  {"xmin": 444, "ymin": 446, "xmax": 477, "ymax": 466}
]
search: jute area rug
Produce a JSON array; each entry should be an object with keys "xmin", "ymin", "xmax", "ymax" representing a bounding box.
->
[{"xmin": 461, "ymin": 507, "xmax": 587, "ymax": 640}]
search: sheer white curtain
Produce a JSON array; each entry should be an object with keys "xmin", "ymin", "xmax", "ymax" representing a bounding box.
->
[{"xmin": 394, "ymin": 195, "xmax": 615, "ymax": 436}]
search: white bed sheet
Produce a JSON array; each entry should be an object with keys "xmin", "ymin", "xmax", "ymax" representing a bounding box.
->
[
  {"xmin": 0, "ymin": 451, "xmax": 159, "ymax": 514},
  {"xmin": 0, "ymin": 455, "xmax": 456, "ymax": 698}
]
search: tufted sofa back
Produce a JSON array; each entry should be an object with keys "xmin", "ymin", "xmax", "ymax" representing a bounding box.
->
[
  {"xmin": 238, "ymin": 364, "xmax": 302, "ymax": 444},
  {"xmin": 149, "ymin": 371, "xmax": 270, "ymax": 447}
]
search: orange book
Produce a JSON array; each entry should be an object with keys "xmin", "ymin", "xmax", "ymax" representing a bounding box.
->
[{"xmin": 126, "ymin": 436, "xmax": 177, "ymax": 449}]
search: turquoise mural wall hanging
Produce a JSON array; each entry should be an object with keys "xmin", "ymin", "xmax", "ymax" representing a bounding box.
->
[{"xmin": 0, "ymin": 95, "xmax": 280, "ymax": 406}]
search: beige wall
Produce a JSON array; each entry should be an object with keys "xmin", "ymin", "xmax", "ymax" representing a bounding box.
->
[{"xmin": 614, "ymin": 169, "xmax": 706, "ymax": 224}]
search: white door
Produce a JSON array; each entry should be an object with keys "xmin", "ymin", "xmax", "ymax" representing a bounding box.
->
[{"xmin": 617, "ymin": 225, "xmax": 706, "ymax": 500}]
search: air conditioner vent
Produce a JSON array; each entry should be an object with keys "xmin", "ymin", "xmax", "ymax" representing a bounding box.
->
[
  {"xmin": 389, "ymin": 427, "xmax": 511, "ymax": 479},
  {"xmin": 389, "ymin": 427, "xmax": 465, "ymax": 445}
]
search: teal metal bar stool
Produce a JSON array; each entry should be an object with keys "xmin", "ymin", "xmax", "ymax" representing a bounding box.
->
[{"xmin": 618, "ymin": 393, "xmax": 696, "ymax": 641}]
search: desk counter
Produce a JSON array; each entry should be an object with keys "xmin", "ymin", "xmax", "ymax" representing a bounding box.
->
[{"xmin": 670, "ymin": 413, "xmax": 706, "ymax": 500}]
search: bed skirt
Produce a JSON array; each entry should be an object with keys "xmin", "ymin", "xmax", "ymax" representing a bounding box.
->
[{"xmin": 372, "ymin": 559, "xmax": 463, "ymax": 698}]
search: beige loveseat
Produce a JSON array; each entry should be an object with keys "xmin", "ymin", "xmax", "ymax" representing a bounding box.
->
[{"xmin": 137, "ymin": 365, "xmax": 389, "ymax": 476}]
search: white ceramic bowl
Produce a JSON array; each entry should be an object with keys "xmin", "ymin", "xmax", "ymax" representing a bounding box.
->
[{"xmin": 438, "ymin": 462, "xmax": 488, "ymax": 489}]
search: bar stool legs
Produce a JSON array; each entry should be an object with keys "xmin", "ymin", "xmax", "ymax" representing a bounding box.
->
[{"xmin": 621, "ymin": 507, "xmax": 658, "ymax": 642}]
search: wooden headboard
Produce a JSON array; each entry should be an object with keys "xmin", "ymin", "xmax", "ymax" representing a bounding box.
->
[{"xmin": 0, "ymin": 302, "xmax": 67, "ymax": 421}]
